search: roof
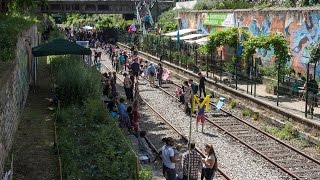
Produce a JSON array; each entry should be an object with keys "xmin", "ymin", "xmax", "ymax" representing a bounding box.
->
[
  {"xmin": 185, "ymin": 37, "xmax": 208, "ymax": 45},
  {"xmin": 172, "ymin": 33, "xmax": 207, "ymax": 40},
  {"xmin": 32, "ymin": 39, "xmax": 91, "ymax": 57},
  {"xmin": 164, "ymin": 29, "xmax": 197, "ymax": 36}
]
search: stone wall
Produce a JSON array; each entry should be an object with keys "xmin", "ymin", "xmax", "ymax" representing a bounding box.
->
[
  {"xmin": 0, "ymin": 25, "xmax": 38, "ymax": 176},
  {"xmin": 178, "ymin": 8, "xmax": 320, "ymax": 76}
]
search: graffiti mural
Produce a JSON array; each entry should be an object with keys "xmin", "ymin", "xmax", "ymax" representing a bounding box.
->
[{"xmin": 179, "ymin": 10, "xmax": 320, "ymax": 76}]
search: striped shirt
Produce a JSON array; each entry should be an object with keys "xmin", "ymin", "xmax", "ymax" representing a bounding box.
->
[{"xmin": 182, "ymin": 150, "xmax": 202, "ymax": 179}]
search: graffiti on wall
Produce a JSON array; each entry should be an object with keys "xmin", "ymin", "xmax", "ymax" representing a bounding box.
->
[{"xmin": 179, "ymin": 11, "xmax": 320, "ymax": 76}]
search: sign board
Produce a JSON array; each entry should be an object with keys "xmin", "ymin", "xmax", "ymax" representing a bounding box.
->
[
  {"xmin": 203, "ymin": 13, "xmax": 235, "ymax": 27},
  {"xmin": 76, "ymin": 41, "xmax": 89, "ymax": 48}
]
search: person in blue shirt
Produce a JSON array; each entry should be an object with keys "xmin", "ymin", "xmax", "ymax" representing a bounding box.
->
[
  {"xmin": 118, "ymin": 52, "xmax": 125, "ymax": 73},
  {"xmin": 147, "ymin": 63, "xmax": 156, "ymax": 87}
]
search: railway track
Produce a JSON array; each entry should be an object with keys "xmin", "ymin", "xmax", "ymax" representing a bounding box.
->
[
  {"xmin": 158, "ymin": 81, "xmax": 320, "ymax": 180},
  {"xmin": 101, "ymin": 64, "xmax": 231, "ymax": 180}
]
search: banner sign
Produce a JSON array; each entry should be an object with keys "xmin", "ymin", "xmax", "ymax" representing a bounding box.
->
[{"xmin": 203, "ymin": 13, "xmax": 235, "ymax": 27}]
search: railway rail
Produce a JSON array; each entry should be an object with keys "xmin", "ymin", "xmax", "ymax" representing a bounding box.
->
[
  {"xmin": 102, "ymin": 64, "xmax": 231, "ymax": 180},
  {"xmin": 158, "ymin": 81, "xmax": 320, "ymax": 180}
]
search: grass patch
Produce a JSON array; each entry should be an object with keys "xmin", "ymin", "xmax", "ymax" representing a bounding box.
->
[
  {"xmin": 229, "ymin": 99, "xmax": 236, "ymax": 109},
  {"xmin": 251, "ymin": 113, "xmax": 259, "ymax": 120},
  {"xmin": 316, "ymin": 144, "xmax": 320, "ymax": 153},
  {"xmin": 265, "ymin": 123, "xmax": 296, "ymax": 140},
  {"xmin": 139, "ymin": 167, "xmax": 153, "ymax": 180},
  {"xmin": 241, "ymin": 108, "xmax": 250, "ymax": 116}
]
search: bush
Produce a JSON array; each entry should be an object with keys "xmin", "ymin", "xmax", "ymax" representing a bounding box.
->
[
  {"xmin": 265, "ymin": 123, "xmax": 296, "ymax": 140},
  {"xmin": 194, "ymin": 0, "xmax": 253, "ymax": 10},
  {"xmin": 139, "ymin": 167, "xmax": 153, "ymax": 180},
  {"xmin": 57, "ymin": 98, "xmax": 137, "ymax": 179},
  {"xmin": 229, "ymin": 99, "xmax": 236, "ymax": 109},
  {"xmin": 241, "ymin": 108, "xmax": 250, "ymax": 116},
  {"xmin": 51, "ymin": 55, "xmax": 102, "ymax": 105},
  {"xmin": 157, "ymin": 9, "xmax": 178, "ymax": 33},
  {"xmin": 260, "ymin": 64, "xmax": 277, "ymax": 78}
]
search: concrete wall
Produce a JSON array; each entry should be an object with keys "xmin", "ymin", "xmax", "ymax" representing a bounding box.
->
[
  {"xmin": 178, "ymin": 8, "xmax": 320, "ymax": 76},
  {"xmin": 0, "ymin": 25, "xmax": 38, "ymax": 176}
]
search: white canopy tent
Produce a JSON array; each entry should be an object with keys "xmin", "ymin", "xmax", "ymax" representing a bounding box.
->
[{"xmin": 164, "ymin": 29, "xmax": 197, "ymax": 36}]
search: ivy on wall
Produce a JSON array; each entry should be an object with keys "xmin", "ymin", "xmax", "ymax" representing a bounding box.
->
[{"xmin": 310, "ymin": 42, "xmax": 320, "ymax": 64}]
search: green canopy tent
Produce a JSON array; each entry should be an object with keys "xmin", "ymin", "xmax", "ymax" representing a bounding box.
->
[{"xmin": 31, "ymin": 39, "xmax": 92, "ymax": 89}]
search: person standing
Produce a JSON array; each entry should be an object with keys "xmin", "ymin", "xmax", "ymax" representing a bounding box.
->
[
  {"xmin": 182, "ymin": 143, "xmax": 202, "ymax": 180},
  {"xmin": 147, "ymin": 63, "xmax": 156, "ymax": 87},
  {"xmin": 183, "ymin": 81, "xmax": 192, "ymax": 115},
  {"xmin": 131, "ymin": 60, "xmax": 140, "ymax": 79},
  {"xmin": 198, "ymin": 72, "xmax": 206, "ymax": 98},
  {"xmin": 196, "ymin": 98, "xmax": 206, "ymax": 132},
  {"xmin": 160, "ymin": 137, "xmax": 177, "ymax": 180},
  {"xmin": 123, "ymin": 73, "xmax": 133, "ymax": 102},
  {"xmin": 305, "ymin": 75, "xmax": 318, "ymax": 113},
  {"xmin": 157, "ymin": 63, "xmax": 164, "ymax": 87},
  {"xmin": 118, "ymin": 52, "xmax": 125, "ymax": 73},
  {"xmin": 201, "ymin": 144, "xmax": 217, "ymax": 180}
]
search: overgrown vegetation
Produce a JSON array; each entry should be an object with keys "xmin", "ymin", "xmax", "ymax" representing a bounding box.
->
[
  {"xmin": 193, "ymin": 0, "xmax": 320, "ymax": 10},
  {"xmin": 62, "ymin": 14, "xmax": 134, "ymax": 30},
  {"xmin": 229, "ymin": 99, "xmax": 237, "ymax": 109},
  {"xmin": 241, "ymin": 108, "xmax": 251, "ymax": 116},
  {"xmin": 52, "ymin": 56, "xmax": 137, "ymax": 179},
  {"xmin": 156, "ymin": 9, "xmax": 178, "ymax": 33},
  {"xmin": 51, "ymin": 56, "xmax": 102, "ymax": 105},
  {"xmin": 264, "ymin": 123, "xmax": 296, "ymax": 140},
  {"xmin": 139, "ymin": 167, "xmax": 153, "ymax": 180},
  {"xmin": 0, "ymin": 15, "xmax": 36, "ymax": 62}
]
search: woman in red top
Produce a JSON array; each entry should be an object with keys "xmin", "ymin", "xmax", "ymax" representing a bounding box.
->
[{"xmin": 132, "ymin": 100, "xmax": 141, "ymax": 132}]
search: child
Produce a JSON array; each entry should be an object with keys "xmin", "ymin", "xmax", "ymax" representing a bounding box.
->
[
  {"xmin": 111, "ymin": 106, "xmax": 119, "ymax": 119},
  {"xmin": 196, "ymin": 98, "xmax": 206, "ymax": 132}
]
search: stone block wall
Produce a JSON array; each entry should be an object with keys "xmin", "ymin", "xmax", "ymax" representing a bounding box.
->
[{"xmin": 0, "ymin": 25, "xmax": 38, "ymax": 176}]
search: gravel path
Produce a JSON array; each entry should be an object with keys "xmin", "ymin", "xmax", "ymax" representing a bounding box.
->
[{"xmin": 100, "ymin": 54, "xmax": 292, "ymax": 180}]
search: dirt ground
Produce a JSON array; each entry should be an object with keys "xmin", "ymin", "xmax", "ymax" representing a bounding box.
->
[{"xmin": 12, "ymin": 59, "xmax": 58, "ymax": 180}]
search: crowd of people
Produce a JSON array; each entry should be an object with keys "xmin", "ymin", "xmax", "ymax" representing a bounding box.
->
[{"xmin": 99, "ymin": 43, "xmax": 218, "ymax": 180}]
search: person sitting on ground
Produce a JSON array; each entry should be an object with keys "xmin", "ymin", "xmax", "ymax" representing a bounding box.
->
[{"xmin": 138, "ymin": 131, "xmax": 153, "ymax": 159}]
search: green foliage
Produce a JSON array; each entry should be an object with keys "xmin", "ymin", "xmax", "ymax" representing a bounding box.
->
[
  {"xmin": 62, "ymin": 14, "xmax": 134, "ymax": 30},
  {"xmin": 229, "ymin": 99, "xmax": 237, "ymax": 109},
  {"xmin": 194, "ymin": 0, "xmax": 253, "ymax": 10},
  {"xmin": 7, "ymin": 0, "xmax": 46, "ymax": 15},
  {"xmin": 241, "ymin": 108, "xmax": 250, "ymax": 116},
  {"xmin": 48, "ymin": 30, "xmax": 65, "ymax": 42},
  {"xmin": 242, "ymin": 34, "xmax": 290, "ymax": 77},
  {"xmin": 251, "ymin": 113, "xmax": 259, "ymax": 120},
  {"xmin": 57, "ymin": 100, "xmax": 136, "ymax": 179},
  {"xmin": 200, "ymin": 27, "xmax": 251, "ymax": 55},
  {"xmin": 267, "ymin": 123, "xmax": 296, "ymax": 140},
  {"xmin": 51, "ymin": 55, "xmax": 102, "ymax": 105},
  {"xmin": 260, "ymin": 64, "xmax": 277, "ymax": 78},
  {"xmin": 139, "ymin": 167, "xmax": 153, "ymax": 180},
  {"xmin": 310, "ymin": 42, "xmax": 320, "ymax": 64},
  {"xmin": 0, "ymin": 15, "xmax": 35, "ymax": 62},
  {"xmin": 157, "ymin": 9, "xmax": 178, "ymax": 33}
]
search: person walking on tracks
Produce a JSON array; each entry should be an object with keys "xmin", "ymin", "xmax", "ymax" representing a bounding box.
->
[
  {"xmin": 201, "ymin": 144, "xmax": 218, "ymax": 180},
  {"xmin": 182, "ymin": 143, "xmax": 202, "ymax": 180},
  {"xmin": 147, "ymin": 63, "xmax": 156, "ymax": 87},
  {"xmin": 157, "ymin": 63, "xmax": 164, "ymax": 87},
  {"xmin": 198, "ymin": 72, "xmax": 206, "ymax": 98}
]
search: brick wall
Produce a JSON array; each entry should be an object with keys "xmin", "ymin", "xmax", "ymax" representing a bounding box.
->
[{"xmin": 0, "ymin": 25, "xmax": 38, "ymax": 176}]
